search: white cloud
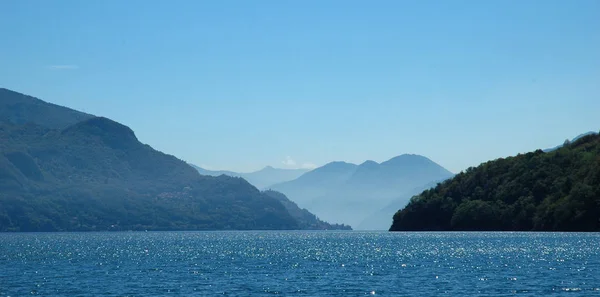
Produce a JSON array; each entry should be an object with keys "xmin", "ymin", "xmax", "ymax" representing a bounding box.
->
[
  {"xmin": 281, "ymin": 156, "xmax": 297, "ymax": 167},
  {"xmin": 301, "ymin": 162, "xmax": 318, "ymax": 169},
  {"xmin": 281, "ymin": 156, "xmax": 317, "ymax": 169},
  {"xmin": 47, "ymin": 65, "xmax": 79, "ymax": 70}
]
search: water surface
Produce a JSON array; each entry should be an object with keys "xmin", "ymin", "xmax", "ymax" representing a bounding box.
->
[{"xmin": 1, "ymin": 231, "xmax": 599, "ymax": 296}]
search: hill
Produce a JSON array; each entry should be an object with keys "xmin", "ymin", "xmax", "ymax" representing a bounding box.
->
[
  {"xmin": 390, "ymin": 132, "xmax": 600, "ymax": 231},
  {"xmin": 270, "ymin": 155, "xmax": 453, "ymax": 229},
  {"xmin": 190, "ymin": 165, "xmax": 309, "ymax": 189},
  {"xmin": 0, "ymin": 88, "xmax": 310, "ymax": 231},
  {"xmin": 0, "ymin": 117, "xmax": 303, "ymax": 231},
  {"xmin": 0, "ymin": 88, "xmax": 93, "ymax": 129}
]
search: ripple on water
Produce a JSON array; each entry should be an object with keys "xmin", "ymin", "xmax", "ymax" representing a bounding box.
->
[{"xmin": 1, "ymin": 231, "xmax": 600, "ymax": 296}]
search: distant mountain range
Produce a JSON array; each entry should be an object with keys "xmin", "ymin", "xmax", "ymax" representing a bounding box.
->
[
  {"xmin": 190, "ymin": 164, "xmax": 309, "ymax": 189},
  {"xmin": 269, "ymin": 154, "xmax": 454, "ymax": 229},
  {"xmin": 0, "ymin": 88, "xmax": 348, "ymax": 231}
]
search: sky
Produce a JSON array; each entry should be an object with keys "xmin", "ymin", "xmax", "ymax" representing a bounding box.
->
[{"xmin": 1, "ymin": 0, "xmax": 599, "ymax": 173}]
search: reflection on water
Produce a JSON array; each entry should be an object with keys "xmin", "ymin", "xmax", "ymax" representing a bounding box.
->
[{"xmin": 1, "ymin": 231, "xmax": 599, "ymax": 296}]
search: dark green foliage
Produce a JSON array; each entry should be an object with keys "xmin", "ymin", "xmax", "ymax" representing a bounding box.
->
[
  {"xmin": 390, "ymin": 134, "xmax": 600, "ymax": 231},
  {"xmin": 263, "ymin": 190, "xmax": 352, "ymax": 230},
  {"xmin": 0, "ymin": 117, "xmax": 300, "ymax": 231}
]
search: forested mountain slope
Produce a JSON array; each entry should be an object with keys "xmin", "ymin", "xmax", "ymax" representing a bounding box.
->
[
  {"xmin": 0, "ymin": 117, "xmax": 300, "ymax": 231},
  {"xmin": 390, "ymin": 133, "xmax": 600, "ymax": 231},
  {"xmin": 0, "ymin": 88, "xmax": 307, "ymax": 231}
]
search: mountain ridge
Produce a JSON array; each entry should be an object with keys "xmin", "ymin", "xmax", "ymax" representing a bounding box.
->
[
  {"xmin": 270, "ymin": 154, "xmax": 454, "ymax": 229},
  {"xmin": 0, "ymin": 116, "xmax": 305, "ymax": 231},
  {"xmin": 190, "ymin": 164, "xmax": 310, "ymax": 189},
  {"xmin": 0, "ymin": 88, "xmax": 341, "ymax": 231}
]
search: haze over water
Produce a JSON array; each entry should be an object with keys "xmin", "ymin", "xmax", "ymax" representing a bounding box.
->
[{"xmin": 1, "ymin": 231, "xmax": 599, "ymax": 296}]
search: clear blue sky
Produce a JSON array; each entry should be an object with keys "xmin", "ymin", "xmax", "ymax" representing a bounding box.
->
[{"xmin": 1, "ymin": 0, "xmax": 599, "ymax": 173}]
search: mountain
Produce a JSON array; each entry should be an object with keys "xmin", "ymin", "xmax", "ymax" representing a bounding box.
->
[
  {"xmin": 267, "ymin": 161, "xmax": 358, "ymax": 207},
  {"xmin": 0, "ymin": 88, "xmax": 93, "ymax": 129},
  {"xmin": 262, "ymin": 190, "xmax": 351, "ymax": 230},
  {"xmin": 0, "ymin": 89, "xmax": 304, "ymax": 231},
  {"xmin": 390, "ymin": 133, "xmax": 600, "ymax": 231},
  {"xmin": 245, "ymin": 166, "xmax": 311, "ymax": 189},
  {"xmin": 191, "ymin": 165, "xmax": 309, "ymax": 189},
  {"xmin": 269, "ymin": 155, "xmax": 454, "ymax": 229},
  {"xmin": 543, "ymin": 131, "xmax": 598, "ymax": 152},
  {"xmin": 190, "ymin": 165, "xmax": 349, "ymax": 229}
]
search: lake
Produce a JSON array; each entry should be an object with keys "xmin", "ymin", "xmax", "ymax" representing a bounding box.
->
[{"xmin": 1, "ymin": 231, "xmax": 599, "ymax": 296}]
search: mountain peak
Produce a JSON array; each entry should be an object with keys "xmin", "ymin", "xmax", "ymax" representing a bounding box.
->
[
  {"xmin": 358, "ymin": 160, "xmax": 379, "ymax": 168},
  {"xmin": 322, "ymin": 161, "xmax": 354, "ymax": 168},
  {"xmin": 308, "ymin": 161, "xmax": 358, "ymax": 175},
  {"xmin": 381, "ymin": 154, "xmax": 439, "ymax": 167},
  {"xmin": 386, "ymin": 153, "xmax": 426, "ymax": 161}
]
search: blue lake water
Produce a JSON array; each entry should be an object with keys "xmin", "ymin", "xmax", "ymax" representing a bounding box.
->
[{"xmin": 1, "ymin": 231, "xmax": 599, "ymax": 296}]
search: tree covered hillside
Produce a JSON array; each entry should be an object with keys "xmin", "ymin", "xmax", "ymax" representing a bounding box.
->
[
  {"xmin": 0, "ymin": 117, "xmax": 300, "ymax": 231},
  {"xmin": 390, "ymin": 133, "xmax": 600, "ymax": 231}
]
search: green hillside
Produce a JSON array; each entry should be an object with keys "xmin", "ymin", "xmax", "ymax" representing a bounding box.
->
[
  {"xmin": 0, "ymin": 115, "xmax": 301, "ymax": 231},
  {"xmin": 390, "ymin": 133, "xmax": 600, "ymax": 231}
]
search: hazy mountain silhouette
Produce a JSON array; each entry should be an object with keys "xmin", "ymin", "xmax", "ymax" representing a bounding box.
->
[
  {"xmin": 270, "ymin": 155, "xmax": 454, "ymax": 229},
  {"xmin": 262, "ymin": 190, "xmax": 351, "ymax": 230},
  {"xmin": 190, "ymin": 165, "xmax": 309, "ymax": 189},
  {"xmin": 267, "ymin": 161, "xmax": 358, "ymax": 207},
  {"xmin": 0, "ymin": 88, "xmax": 310, "ymax": 231},
  {"xmin": 356, "ymin": 179, "xmax": 449, "ymax": 230},
  {"xmin": 189, "ymin": 164, "xmax": 239, "ymax": 177}
]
